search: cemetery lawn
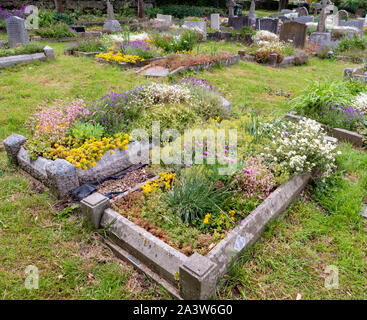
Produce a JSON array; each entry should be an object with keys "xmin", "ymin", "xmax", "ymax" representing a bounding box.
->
[{"xmin": 1, "ymin": 38, "xmax": 367, "ymax": 299}]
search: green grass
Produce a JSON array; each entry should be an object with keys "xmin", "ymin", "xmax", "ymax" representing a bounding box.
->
[
  {"xmin": 219, "ymin": 143, "xmax": 367, "ymax": 300},
  {"xmin": 0, "ymin": 38, "xmax": 366, "ymax": 300}
]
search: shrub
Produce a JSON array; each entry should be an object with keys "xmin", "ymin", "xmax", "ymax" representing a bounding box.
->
[
  {"xmin": 34, "ymin": 22, "xmax": 77, "ymax": 38},
  {"xmin": 122, "ymin": 39, "xmax": 161, "ymax": 60},
  {"xmin": 151, "ymin": 30, "xmax": 200, "ymax": 53},
  {"xmin": 0, "ymin": 42, "xmax": 44, "ymax": 57},
  {"xmin": 336, "ymin": 34, "xmax": 366, "ymax": 53},
  {"xmin": 75, "ymin": 39, "xmax": 108, "ymax": 53},
  {"xmin": 253, "ymin": 41, "xmax": 284, "ymax": 64},
  {"xmin": 157, "ymin": 5, "xmax": 225, "ymax": 19},
  {"xmin": 261, "ymin": 118, "xmax": 339, "ymax": 177},
  {"xmin": 292, "ymin": 80, "xmax": 354, "ymax": 116}
]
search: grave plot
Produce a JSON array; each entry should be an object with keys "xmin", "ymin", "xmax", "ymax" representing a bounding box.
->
[
  {"xmin": 287, "ymin": 79, "xmax": 367, "ymax": 148},
  {"xmin": 80, "ymin": 114, "xmax": 339, "ymax": 299},
  {"xmin": 3, "ymin": 79, "xmax": 231, "ymax": 199},
  {"xmin": 137, "ymin": 51, "xmax": 240, "ymax": 77},
  {"xmin": 238, "ymin": 30, "xmax": 309, "ymax": 67},
  {"xmin": 0, "ymin": 41, "xmax": 55, "ymax": 68}
]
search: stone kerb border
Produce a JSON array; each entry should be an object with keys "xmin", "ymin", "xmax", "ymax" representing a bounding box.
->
[
  {"xmin": 0, "ymin": 46, "xmax": 55, "ymax": 69},
  {"xmin": 344, "ymin": 65, "xmax": 367, "ymax": 83},
  {"xmin": 285, "ymin": 113, "xmax": 364, "ymax": 147},
  {"xmin": 238, "ymin": 50, "xmax": 309, "ymax": 68},
  {"xmin": 81, "ymin": 173, "xmax": 311, "ymax": 300},
  {"xmin": 2, "ymin": 135, "xmax": 150, "ymax": 198}
]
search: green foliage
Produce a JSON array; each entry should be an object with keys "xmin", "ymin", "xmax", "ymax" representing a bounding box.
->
[
  {"xmin": 336, "ymin": 35, "xmax": 367, "ymax": 53},
  {"xmin": 165, "ymin": 166, "xmax": 233, "ymax": 224},
  {"xmin": 292, "ymin": 80, "xmax": 354, "ymax": 115},
  {"xmin": 157, "ymin": 5, "xmax": 225, "ymax": 19},
  {"xmin": 70, "ymin": 122, "xmax": 105, "ymax": 141},
  {"xmin": 239, "ymin": 26, "xmax": 256, "ymax": 38},
  {"xmin": 145, "ymin": 7, "xmax": 164, "ymax": 19},
  {"xmin": 75, "ymin": 39, "xmax": 108, "ymax": 53},
  {"xmin": 151, "ymin": 30, "xmax": 199, "ymax": 53},
  {"xmin": 339, "ymin": 0, "xmax": 367, "ymax": 12},
  {"xmin": 38, "ymin": 9, "xmax": 74, "ymax": 27},
  {"xmin": 34, "ymin": 22, "xmax": 77, "ymax": 39},
  {"xmin": 0, "ymin": 42, "xmax": 44, "ymax": 58}
]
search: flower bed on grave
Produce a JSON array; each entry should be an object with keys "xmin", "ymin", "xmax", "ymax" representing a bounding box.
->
[
  {"xmin": 288, "ymin": 79, "xmax": 367, "ymax": 147},
  {"xmin": 102, "ymin": 114, "xmax": 339, "ymax": 257},
  {"xmin": 3, "ymin": 79, "xmax": 231, "ymax": 198},
  {"xmin": 238, "ymin": 30, "xmax": 309, "ymax": 67}
]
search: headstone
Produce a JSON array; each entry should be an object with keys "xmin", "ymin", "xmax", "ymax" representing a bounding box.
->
[
  {"xmin": 338, "ymin": 10, "xmax": 349, "ymax": 21},
  {"xmin": 332, "ymin": 27, "xmax": 359, "ymax": 39},
  {"xmin": 284, "ymin": 12, "xmax": 299, "ymax": 20},
  {"xmin": 183, "ymin": 21, "xmax": 207, "ymax": 40},
  {"xmin": 309, "ymin": 32, "xmax": 331, "ymax": 45},
  {"xmin": 103, "ymin": 0, "xmax": 122, "ymax": 33},
  {"xmin": 156, "ymin": 14, "xmax": 172, "ymax": 24},
  {"xmin": 294, "ymin": 16, "xmax": 314, "ymax": 24},
  {"xmin": 325, "ymin": 4, "xmax": 338, "ymax": 15},
  {"xmin": 279, "ymin": 21, "xmax": 307, "ymax": 48},
  {"xmin": 255, "ymin": 18, "xmax": 279, "ymax": 34},
  {"xmin": 281, "ymin": 9, "xmax": 293, "ymax": 14},
  {"xmin": 228, "ymin": 16, "xmax": 250, "ymax": 29},
  {"xmin": 5, "ymin": 16, "xmax": 29, "ymax": 48},
  {"xmin": 211, "ymin": 13, "xmax": 220, "ymax": 31},
  {"xmin": 339, "ymin": 19, "xmax": 364, "ymax": 32},
  {"xmin": 297, "ymin": 7, "xmax": 308, "ymax": 17},
  {"xmin": 313, "ymin": 3, "xmax": 322, "ymax": 15}
]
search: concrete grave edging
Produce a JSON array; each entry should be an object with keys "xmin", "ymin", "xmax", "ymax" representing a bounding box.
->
[{"xmin": 82, "ymin": 172, "xmax": 311, "ymax": 299}]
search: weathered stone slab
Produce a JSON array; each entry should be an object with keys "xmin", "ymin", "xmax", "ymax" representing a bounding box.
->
[
  {"xmin": 279, "ymin": 21, "xmax": 307, "ymax": 48},
  {"xmin": 3, "ymin": 133, "xmax": 27, "ymax": 164},
  {"xmin": 309, "ymin": 32, "xmax": 331, "ymax": 45},
  {"xmin": 206, "ymin": 173, "xmax": 311, "ymax": 277},
  {"xmin": 77, "ymin": 141, "xmax": 150, "ymax": 184},
  {"xmin": 0, "ymin": 52, "xmax": 47, "ymax": 69},
  {"xmin": 156, "ymin": 14, "xmax": 172, "ymax": 25},
  {"xmin": 17, "ymin": 147, "xmax": 53, "ymax": 186},
  {"xmin": 183, "ymin": 21, "xmax": 207, "ymax": 40},
  {"xmin": 5, "ymin": 16, "xmax": 29, "ymax": 48},
  {"xmin": 143, "ymin": 66, "xmax": 170, "ymax": 77},
  {"xmin": 339, "ymin": 19, "xmax": 364, "ymax": 31},
  {"xmin": 100, "ymin": 207, "xmax": 188, "ymax": 287},
  {"xmin": 294, "ymin": 16, "xmax": 314, "ymax": 24},
  {"xmin": 255, "ymin": 18, "xmax": 279, "ymax": 34},
  {"xmin": 210, "ymin": 13, "xmax": 220, "ymax": 31},
  {"xmin": 103, "ymin": 19, "xmax": 122, "ymax": 33}
]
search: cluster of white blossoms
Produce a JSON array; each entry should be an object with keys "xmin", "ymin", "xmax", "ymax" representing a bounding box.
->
[
  {"xmin": 352, "ymin": 92, "xmax": 367, "ymax": 114},
  {"xmin": 253, "ymin": 30, "xmax": 279, "ymax": 43},
  {"xmin": 261, "ymin": 119, "xmax": 340, "ymax": 177},
  {"xmin": 141, "ymin": 83, "xmax": 192, "ymax": 107}
]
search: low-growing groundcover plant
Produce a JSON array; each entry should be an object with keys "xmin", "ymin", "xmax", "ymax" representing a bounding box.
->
[
  {"xmin": 34, "ymin": 22, "xmax": 77, "ymax": 38},
  {"xmin": 291, "ymin": 79, "xmax": 367, "ymax": 135},
  {"xmin": 87, "ymin": 81, "xmax": 230, "ymax": 135}
]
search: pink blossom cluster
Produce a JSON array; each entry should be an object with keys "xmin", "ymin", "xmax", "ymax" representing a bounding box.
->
[
  {"xmin": 29, "ymin": 99, "xmax": 89, "ymax": 141},
  {"xmin": 232, "ymin": 156, "xmax": 275, "ymax": 200}
]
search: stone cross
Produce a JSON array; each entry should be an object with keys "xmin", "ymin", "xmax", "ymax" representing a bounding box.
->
[
  {"xmin": 227, "ymin": 0, "xmax": 236, "ymax": 18},
  {"xmin": 316, "ymin": 0, "xmax": 328, "ymax": 32},
  {"xmin": 5, "ymin": 16, "xmax": 29, "ymax": 48},
  {"xmin": 106, "ymin": 0, "xmax": 115, "ymax": 20},
  {"xmin": 249, "ymin": 0, "xmax": 256, "ymax": 16}
]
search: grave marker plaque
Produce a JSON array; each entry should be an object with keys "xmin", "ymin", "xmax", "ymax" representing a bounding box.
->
[
  {"xmin": 279, "ymin": 21, "xmax": 307, "ymax": 48},
  {"xmin": 5, "ymin": 16, "xmax": 29, "ymax": 48}
]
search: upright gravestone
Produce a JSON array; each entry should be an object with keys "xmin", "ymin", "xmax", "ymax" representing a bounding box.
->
[
  {"xmin": 255, "ymin": 18, "xmax": 279, "ymax": 34},
  {"xmin": 211, "ymin": 13, "xmax": 220, "ymax": 31},
  {"xmin": 297, "ymin": 7, "xmax": 308, "ymax": 17},
  {"xmin": 227, "ymin": 0, "xmax": 236, "ymax": 18},
  {"xmin": 279, "ymin": 21, "xmax": 307, "ymax": 48},
  {"xmin": 5, "ymin": 16, "xmax": 29, "ymax": 48},
  {"xmin": 339, "ymin": 19, "xmax": 364, "ymax": 32},
  {"xmin": 183, "ymin": 21, "xmax": 207, "ymax": 40},
  {"xmin": 309, "ymin": 32, "xmax": 331, "ymax": 45},
  {"xmin": 156, "ymin": 14, "xmax": 172, "ymax": 25},
  {"xmin": 103, "ymin": 0, "xmax": 122, "ymax": 33},
  {"xmin": 316, "ymin": 0, "xmax": 327, "ymax": 32}
]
